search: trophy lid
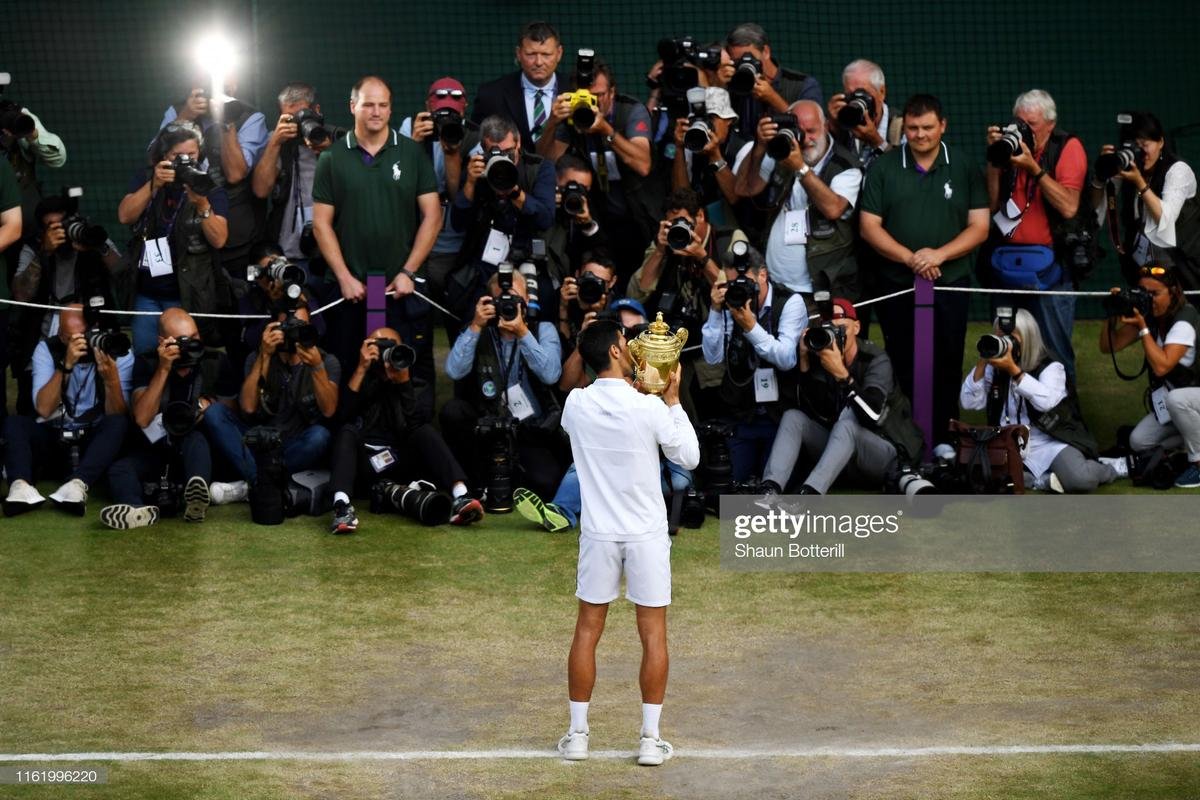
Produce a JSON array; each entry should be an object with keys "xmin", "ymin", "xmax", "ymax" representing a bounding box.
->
[{"xmin": 645, "ymin": 312, "xmax": 671, "ymax": 339}]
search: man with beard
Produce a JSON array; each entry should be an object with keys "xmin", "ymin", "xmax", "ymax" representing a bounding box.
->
[{"xmin": 733, "ymin": 100, "xmax": 863, "ymax": 301}]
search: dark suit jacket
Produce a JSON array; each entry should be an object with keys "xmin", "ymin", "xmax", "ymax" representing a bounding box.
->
[{"xmin": 471, "ymin": 71, "xmax": 567, "ymax": 152}]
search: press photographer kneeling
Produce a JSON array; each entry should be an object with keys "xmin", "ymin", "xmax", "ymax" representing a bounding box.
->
[
  {"xmin": 962, "ymin": 307, "xmax": 1121, "ymax": 493},
  {"xmin": 3, "ymin": 302, "xmax": 132, "ymax": 517},
  {"xmin": 758, "ymin": 296, "xmax": 925, "ymax": 496},
  {"xmin": 328, "ymin": 330, "xmax": 484, "ymax": 533},
  {"xmin": 1100, "ymin": 264, "xmax": 1200, "ymax": 488}
]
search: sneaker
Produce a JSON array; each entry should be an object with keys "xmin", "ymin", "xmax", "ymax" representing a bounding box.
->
[
  {"xmin": 49, "ymin": 478, "xmax": 89, "ymax": 516},
  {"xmin": 557, "ymin": 730, "xmax": 589, "ymax": 761},
  {"xmin": 753, "ymin": 480, "xmax": 782, "ymax": 510},
  {"xmin": 100, "ymin": 504, "xmax": 160, "ymax": 530},
  {"xmin": 1098, "ymin": 456, "xmax": 1130, "ymax": 480},
  {"xmin": 3, "ymin": 479, "xmax": 46, "ymax": 517},
  {"xmin": 331, "ymin": 500, "xmax": 358, "ymax": 534},
  {"xmin": 182, "ymin": 477, "xmax": 211, "ymax": 522},
  {"xmin": 449, "ymin": 495, "xmax": 485, "ymax": 526},
  {"xmin": 637, "ymin": 735, "xmax": 673, "ymax": 766},
  {"xmin": 797, "ymin": 484, "xmax": 821, "ymax": 495},
  {"xmin": 1175, "ymin": 463, "xmax": 1200, "ymax": 489},
  {"xmin": 514, "ymin": 487, "xmax": 570, "ymax": 533},
  {"xmin": 210, "ymin": 480, "xmax": 249, "ymax": 505},
  {"xmin": 1047, "ymin": 472, "xmax": 1066, "ymax": 494}
]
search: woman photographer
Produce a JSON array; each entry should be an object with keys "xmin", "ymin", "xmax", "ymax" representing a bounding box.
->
[
  {"xmin": 1099, "ymin": 264, "xmax": 1200, "ymax": 488},
  {"xmin": 1088, "ymin": 112, "xmax": 1200, "ymax": 288},
  {"xmin": 962, "ymin": 308, "xmax": 1121, "ymax": 492},
  {"xmin": 118, "ymin": 121, "xmax": 229, "ymax": 354}
]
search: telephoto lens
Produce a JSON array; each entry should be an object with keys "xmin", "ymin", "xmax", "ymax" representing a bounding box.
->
[
  {"xmin": 665, "ymin": 217, "xmax": 694, "ymax": 251},
  {"xmin": 371, "ymin": 480, "xmax": 452, "ymax": 525},
  {"xmin": 976, "ymin": 334, "xmax": 1013, "ymax": 359}
]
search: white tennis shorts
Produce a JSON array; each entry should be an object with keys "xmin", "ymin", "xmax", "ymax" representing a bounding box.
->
[{"xmin": 576, "ymin": 534, "xmax": 672, "ymax": 607}]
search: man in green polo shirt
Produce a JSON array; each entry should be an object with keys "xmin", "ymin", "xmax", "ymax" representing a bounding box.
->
[
  {"xmin": 312, "ymin": 74, "xmax": 441, "ymax": 388},
  {"xmin": 0, "ymin": 157, "xmax": 25, "ymax": 418},
  {"xmin": 859, "ymin": 93, "xmax": 989, "ymax": 445}
]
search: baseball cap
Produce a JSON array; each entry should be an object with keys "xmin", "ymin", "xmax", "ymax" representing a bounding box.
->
[
  {"xmin": 608, "ymin": 297, "xmax": 647, "ymax": 319},
  {"xmin": 428, "ymin": 78, "xmax": 467, "ymax": 114},
  {"xmin": 831, "ymin": 297, "xmax": 858, "ymax": 321},
  {"xmin": 704, "ymin": 87, "xmax": 738, "ymax": 121}
]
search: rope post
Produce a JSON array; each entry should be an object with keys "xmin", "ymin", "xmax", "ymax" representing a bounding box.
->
[
  {"xmin": 366, "ymin": 275, "xmax": 388, "ymax": 336},
  {"xmin": 912, "ymin": 275, "xmax": 935, "ymax": 458}
]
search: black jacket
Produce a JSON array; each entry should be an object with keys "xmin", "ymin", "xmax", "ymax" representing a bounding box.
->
[{"xmin": 471, "ymin": 71, "xmax": 568, "ymax": 152}]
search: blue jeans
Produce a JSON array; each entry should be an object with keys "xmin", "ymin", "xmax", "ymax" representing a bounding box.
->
[
  {"xmin": 551, "ymin": 460, "xmax": 694, "ymax": 529},
  {"xmin": 729, "ymin": 415, "xmax": 778, "ymax": 483},
  {"xmin": 132, "ymin": 295, "xmax": 183, "ymax": 356},
  {"xmin": 203, "ymin": 403, "xmax": 331, "ymax": 482}
]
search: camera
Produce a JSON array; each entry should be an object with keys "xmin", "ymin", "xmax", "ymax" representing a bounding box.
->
[
  {"xmin": 0, "ymin": 74, "xmax": 34, "ymax": 138},
  {"xmin": 803, "ymin": 323, "xmax": 845, "ymax": 352},
  {"xmin": 78, "ymin": 295, "xmax": 131, "ymax": 361},
  {"xmin": 371, "ymin": 479, "xmax": 452, "ymax": 525},
  {"xmin": 276, "ymin": 313, "xmax": 318, "ymax": 354},
  {"xmin": 490, "ymin": 262, "xmax": 523, "ymax": 323},
  {"xmin": 244, "ymin": 426, "xmax": 286, "ymax": 525},
  {"xmin": 162, "ymin": 399, "xmax": 200, "ymax": 439},
  {"xmin": 723, "ymin": 232, "xmax": 757, "ymax": 310},
  {"xmin": 765, "ymin": 112, "xmax": 799, "ymax": 161},
  {"xmin": 61, "ymin": 202, "xmax": 108, "ymax": 249},
  {"xmin": 170, "ymin": 154, "xmax": 216, "ymax": 194},
  {"xmin": 682, "ymin": 87, "xmax": 712, "ymax": 153},
  {"xmin": 698, "ymin": 421, "xmax": 735, "ymax": 509},
  {"xmin": 837, "ymin": 88, "xmax": 877, "ymax": 129},
  {"xmin": 372, "ymin": 337, "xmax": 416, "ymax": 371},
  {"xmin": 560, "ymin": 180, "xmax": 588, "ymax": 217},
  {"xmin": 483, "ymin": 147, "xmax": 519, "ymax": 195},
  {"xmin": 431, "ymin": 108, "xmax": 465, "ymax": 147},
  {"xmin": 247, "ymin": 255, "xmax": 308, "ymax": 302},
  {"xmin": 728, "ymin": 53, "xmax": 762, "ymax": 96},
  {"xmin": 657, "ymin": 36, "xmax": 698, "ymax": 70},
  {"xmin": 665, "ymin": 216, "xmax": 695, "ymax": 251},
  {"xmin": 1103, "ymin": 287, "xmax": 1155, "ymax": 320},
  {"xmin": 172, "ymin": 335, "xmax": 206, "ymax": 370},
  {"xmin": 475, "ymin": 415, "xmax": 517, "ymax": 513},
  {"xmin": 143, "ymin": 474, "xmax": 183, "ymax": 516},
  {"xmin": 577, "ymin": 271, "xmax": 607, "ymax": 306},
  {"xmin": 977, "ymin": 306, "xmax": 1019, "ymax": 359},
  {"xmin": 566, "ymin": 89, "xmax": 599, "ymax": 130},
  {"xmin": 695, "ymin": 46, "xmax": 722, "ymax": 72},
  {"xmin": 291, "ymin": 108, "xmax": 330, "ymax": 146},
  {"xmin": 515, "ymin": 239, "xmax": 545, "ymax": 322},
  {"xmin": 986, "ymin": 118, "xmax": 1035, "ymax": 168},
  {"xmin": 1095, "ymin": 115, "xmax": 1144, "ymax": 181}
]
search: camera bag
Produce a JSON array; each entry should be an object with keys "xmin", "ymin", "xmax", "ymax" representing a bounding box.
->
[
  {"xmin": 990, "ymin": 245, "xmax": 1062, "ymax": 291},
  {"xmin": 949, "ymin": 419, "xmax": 1029, "ymax": 494}
]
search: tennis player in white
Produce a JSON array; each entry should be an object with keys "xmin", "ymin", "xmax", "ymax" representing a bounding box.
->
[{"xmin": 556, "ymin": 319, "xmax": 700, "ymax": 765}]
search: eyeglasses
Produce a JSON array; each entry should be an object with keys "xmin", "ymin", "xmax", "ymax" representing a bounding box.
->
[{"xmin": 430, "ymin": 88, "xmax": 464, "ymax": 99}]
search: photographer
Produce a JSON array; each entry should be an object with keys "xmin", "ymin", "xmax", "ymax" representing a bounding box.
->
[
  {"xmin": 118, "ymin": 120, "xmax": 230, "ymax": 355},
  {"xmin": 1087, "ymin": 112, "xmax": 1200, "ymax": 291},
  {"xmin": 1, "ymin": 90, "xmax": 66, "ymax": 228},
  {"xmin": 441, "ymin": 269, "xmax": 565, "ymax": 507},
  {"xmin": 701, "ymin": 239, "xmax": 807, "ymax": 480},
  {"xmin": 984, "ymin": 90, "xmax": 1088, "ymax": 380},
  {"xmin": 963, "ymin": 308, "xmax": 1120, "ymax": 493},
  {"xmin": 557, "ymin": 254, "xmax": 621, "ymax": 345},
  {"xmin": 723, "ymin": 23, "xmax": 822, "ymax": 141},
  {"xmin": 1099, "ymin": 265, "xmax": 1200, "ymax": 488},
  {"xmin": 2, "ymin": 303, "xmax": 131, "ymax": 517},
  {"xmin": 252, "ymin": 83, "xmax": 335, "ymax": 274},
  {"xmin": 471, "ymin": 21, "xmax": 567, "ymax": 151},
  {"xmin": 328, "ymin": 328, "xmax": 484, "ymax": 533},
  {"xmin": 827, "ymin": 59, "xmax": 902, "ymax": 171},
  {"xmin": 539, "ymin": 55, "xmax": 658, "ymax": 274},
  {"xmin": 758, "ymin": 298, "xmax": 925, "ymax": 495},
  {"xmin": 200, "ymin": 304, "xmax": 338, "ymax": 503},
  {"xmin": 671, "ymin": 87, "xmax": 742, "ymax": 210},
  {"xmin": 102, "ymin": 308, "xmax": 239, "ymax": 529},
  {"xmin": 237, "ymin": 243, "xmax": 325, "ymax": 360},
  {"xmin": 159, "ymin": 77, "xmax": 268, "ymax": 272},
  {"xmin": 733, "ymin": 100, "xmax": 863, "ymax": 298},
  {"xmin": 541, "ymin": 154, "xmax": 608, "ymax": 289}
]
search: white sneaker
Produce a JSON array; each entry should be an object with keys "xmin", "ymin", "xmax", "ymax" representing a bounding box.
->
[
  {"xmin": 183, "ymin": 477, "xmax": 211, "ymax": 523},
  {"xmin": 3, "ymin": 478, "xmax": 46, "ymax": 517},
  {"xmin": 637, "ymin": 735, "xmax": 673, "ymax": 766},
  {"xmin": 210, "ymin": 480, "xmax": 249, "ymax": 505},
  {"xmin": 49, "ymin": 478, "xmax": 89, "ymax": 516},
  {"xmin": 556, "ymin": 730, "xmax": 589, "ymax": 761},
  {"xmin": 1047, "ymin": 472, "xmax": 1065, "ymax": 494},
  {"xmin": 1098, "ymin": 456, "xmax": 1130, "ymax": 479},
  {"xmin": 100, "ymin": 504, "xmax": 160, "ymax": 530}
]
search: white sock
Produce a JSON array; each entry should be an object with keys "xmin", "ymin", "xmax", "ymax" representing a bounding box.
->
[
  {"xmin": 451, "ymin": 482, "xmax": 468, "ymax": 499},
  {"xmin": 569, "ymin": 700, "xmax": 589, "ymax": 734},
  {"xmin": 333, "ymin": 491, "xmax": 350, "ymax": 506},
  {"xmin": 641, "ymin": 703, "xmax": 662, "ymax": 739}
]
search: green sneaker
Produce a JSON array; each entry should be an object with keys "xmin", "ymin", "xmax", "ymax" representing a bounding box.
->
[{"xmin": 513, "ymin": 488, "xmax": 571, "ymax": 533}]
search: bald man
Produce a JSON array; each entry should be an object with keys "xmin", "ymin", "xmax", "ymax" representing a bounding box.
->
[
  {"xmin": 3, "ymin": 303, "xmax": 132, "ymax": 517},
  {"xmin": 101, "ymin": 308, "xmax": 240, "ymax": 529},
  {"xmin": 328, "ymin": 326, "xmax": 482, "ymax": 532}
]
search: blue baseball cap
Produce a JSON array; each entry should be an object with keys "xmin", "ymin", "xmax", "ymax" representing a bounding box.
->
[{"xmin": 608, "ymin": 297, "xmax": 646, "ymax": 319}]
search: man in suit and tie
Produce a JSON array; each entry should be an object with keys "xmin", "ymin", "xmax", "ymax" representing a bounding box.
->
[{"xmin": 472, "ymin": 21, "xmax": 566, "ymax": 154}]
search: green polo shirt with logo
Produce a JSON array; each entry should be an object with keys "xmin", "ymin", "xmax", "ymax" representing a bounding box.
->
[
  {"xmin": 859, "ymin": 142, "xmax": 987, "ymax": 289},
  {"xmin": 0, "ymin": 158, "xmax": 20, "ymax": 301},
  {"xmin": 312, "ymin": 129, "xmax": 437, "ymax": 281}
]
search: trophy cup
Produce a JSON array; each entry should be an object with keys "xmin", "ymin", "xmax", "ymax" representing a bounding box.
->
[{"xmin": 627, "ymin": 312, "xmax": 688, "ymax": 395}]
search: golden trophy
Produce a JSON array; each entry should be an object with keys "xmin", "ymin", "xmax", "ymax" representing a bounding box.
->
[{"xmin": 627, "ymin": 312, "xmax": 688, "ymax": 395}]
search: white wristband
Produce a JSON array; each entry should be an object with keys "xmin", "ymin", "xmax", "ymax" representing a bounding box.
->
[{"xmin": 1138, "ymin": 327, "xmax": 1151, "ymax": 339}]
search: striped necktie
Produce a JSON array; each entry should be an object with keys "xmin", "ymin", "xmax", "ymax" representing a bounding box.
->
[{"xmin": 532, "ymin": 89, "xmax": 547, "ymax": 141}]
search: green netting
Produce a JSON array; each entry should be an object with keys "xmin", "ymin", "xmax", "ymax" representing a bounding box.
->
[{"xmin": 3, "ymin": 0, "xmax": 1199, "ymax": 317}]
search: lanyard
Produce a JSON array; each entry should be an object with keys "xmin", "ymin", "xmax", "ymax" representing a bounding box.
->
[{"xmin": 490, "ymin": 329, "xmax": 523, "ymax": 403}]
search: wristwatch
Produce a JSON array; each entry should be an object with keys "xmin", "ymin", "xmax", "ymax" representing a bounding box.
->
[
  {"xmin": 797, "ymin": 163, "xmax": 812, "ymax": 179},
  {"xmin": 710, "ymin": 158, "xmax": 728, "ymax": 173},
  {"xmin": 196, "ymin": 205, "xmax": 213, "ymax": 219}
]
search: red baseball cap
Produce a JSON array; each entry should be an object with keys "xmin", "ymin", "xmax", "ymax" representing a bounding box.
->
[
  {"xmin": 428, "ymin": 77, "xmax": 467, "ymax": 114},
  {"xmin": 831, "ymin": 297, "xmax": 858, "ymax": 321}
]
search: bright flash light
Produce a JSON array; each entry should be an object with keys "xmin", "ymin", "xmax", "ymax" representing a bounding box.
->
[{"xmin": 193, "ymin": 31, "xmax": 237, "ymax": 101}]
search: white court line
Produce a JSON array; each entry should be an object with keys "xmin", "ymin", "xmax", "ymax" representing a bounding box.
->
[{"xmin": 1, "ymin": 744, "xmax": 1199, "ymax": 762}]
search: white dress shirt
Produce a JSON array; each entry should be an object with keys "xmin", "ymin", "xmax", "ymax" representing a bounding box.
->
[{"xmin": 700, "ymin": 284, "xmax": 808, "ymax": 370}]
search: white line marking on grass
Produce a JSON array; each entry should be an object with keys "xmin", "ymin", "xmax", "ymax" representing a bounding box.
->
[{"xmin": 2, "ymin": 744, "xmax": 1199, "ymax": 762}]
